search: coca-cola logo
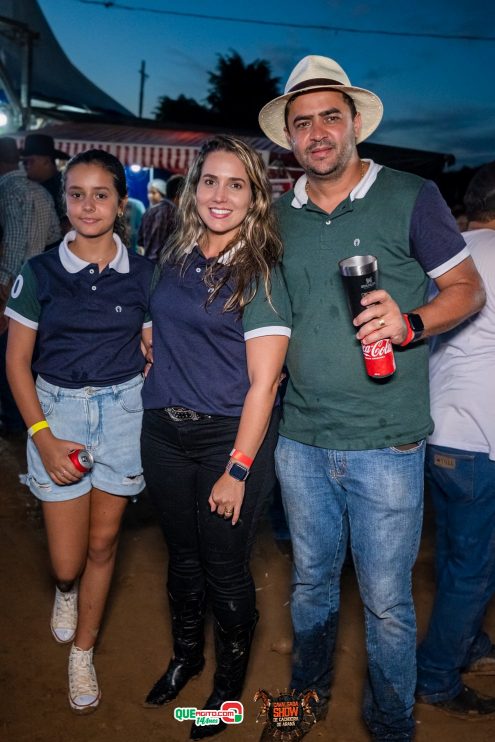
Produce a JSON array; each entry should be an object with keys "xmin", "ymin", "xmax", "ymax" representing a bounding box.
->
[{"xmin": 362, "ymin": 338, "xmax": 392, "ymax": 359}]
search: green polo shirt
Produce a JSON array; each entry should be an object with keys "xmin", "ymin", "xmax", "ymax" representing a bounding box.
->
[{"xmin": 249, "ymin": 164, "xmax": 467, "ymax": 450}]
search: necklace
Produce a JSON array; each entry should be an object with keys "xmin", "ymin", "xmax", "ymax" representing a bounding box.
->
[
  {"xmin": 72, "ymin": 245, "xmax": 116, "ymax": 264},
  {"xmin": 305, "ymin": 159, "xmax": 367, "ymax": 196}
]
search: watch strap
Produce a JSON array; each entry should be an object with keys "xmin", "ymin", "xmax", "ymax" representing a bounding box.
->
[{"xmin": 400, "ymin": 313, "xmax": 424, "ymax": 346}]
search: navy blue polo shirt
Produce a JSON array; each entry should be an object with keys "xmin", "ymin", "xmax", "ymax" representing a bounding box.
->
[
  {"xmin": 142, "ymin": 247, "xmax": 291, "ymax": 416},
  {"xmin": 6, "ymin": 231, "xmax": 154, "ymax": 388}
]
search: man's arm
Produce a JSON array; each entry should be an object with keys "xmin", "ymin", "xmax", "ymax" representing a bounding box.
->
[
  {"xmin": 412, "ymin": 256, "xmax": 485, "ymax": 336},
  {"xmin": 355, "ymin": 256, "xmax": 485, "ymax": 346}
]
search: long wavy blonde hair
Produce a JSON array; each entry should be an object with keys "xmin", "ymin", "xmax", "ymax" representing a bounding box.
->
[{"xmin": 161, "ymin": 135, "xmax": 282, "ymax": 311}]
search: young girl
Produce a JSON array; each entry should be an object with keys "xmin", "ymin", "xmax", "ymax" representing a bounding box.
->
[
  {"xmin": 141, "ymin": 135, "xmax": 291, "ymax": 739},
  {"xmin": 5, "ymin": 149, "xmax": 154, "ymax": 714}
]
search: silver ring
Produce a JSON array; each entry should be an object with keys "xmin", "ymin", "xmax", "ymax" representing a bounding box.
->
[{"xmin": 378, "ymin": 318, "xmax": 385, "ymax": 328}]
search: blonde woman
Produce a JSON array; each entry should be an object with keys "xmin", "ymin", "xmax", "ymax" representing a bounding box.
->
[{"xmin": 141, "ymin": 135, "xmax": 290, "ymax": 739}]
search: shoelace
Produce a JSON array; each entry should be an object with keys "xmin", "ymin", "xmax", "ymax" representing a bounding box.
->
[
  {"xmin": 69, "ymin": 649, "xmax": 98, "ymax": 696},
  {"xmin": 53, "ymin": 591, "xmax": 77, "ymax": 628}
]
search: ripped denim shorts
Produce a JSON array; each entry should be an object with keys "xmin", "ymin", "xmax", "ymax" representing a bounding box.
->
[{"xmin": 25, "ymin": 374, "xmax": 145, "ymax": 501}]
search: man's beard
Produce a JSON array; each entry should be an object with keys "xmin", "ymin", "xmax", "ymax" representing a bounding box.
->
[{"xmin": 300, "ymin": 136, "xmax": 355, "ymax": 180}]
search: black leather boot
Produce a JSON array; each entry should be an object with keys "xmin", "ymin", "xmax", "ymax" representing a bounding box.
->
[
  {"xmin": 190, "ymin": 610, "xmax": 259, "ymax": 739},
  {"xmin": 145, "ymin": 591, "xmax": 206, "ymax": 707}
]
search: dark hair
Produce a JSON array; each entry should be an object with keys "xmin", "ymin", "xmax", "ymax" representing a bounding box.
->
[
  {"xmin": 166, "ymin": 174, "xmax": 185, "ymax": 202},
  {"xmin": 163, "ymin": 135, "xmax": 282, "ymax": 311},
  {"xmin": 284, "ymin": 89, "xmax": 357, "ymax": 131},
  {"xmin": 464, "ymin": 162, "xmax": 495, "ymax": 222},
  {"xmin": 62, "ymin": 149, "xmax": 128, "ymax": 241}
]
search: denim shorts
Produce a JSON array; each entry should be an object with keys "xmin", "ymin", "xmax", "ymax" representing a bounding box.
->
[{"xmin": 26, "ymin": 375, "xmax": 145, "ymax": 502}]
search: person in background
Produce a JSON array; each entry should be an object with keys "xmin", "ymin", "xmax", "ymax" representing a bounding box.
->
[
  {"xmin": 257, "ymin": 54, "xmax": 484, "ymax": 740},
  {"xmin": 0, "ymin": 136, "xmax": 60, "ymax": 437},
  {"xmin": 452, "ymin": 203, "xmax": 469, "ymax": 232},
  {"xmin": 147, "ymin": 178, "xmax": 167, "ymax": 206},
  {"xmin": 20, "ymin": 133, "xmax": 70, "ymax": 239},
  {"xmin": 137, "ymin": 175, "xmax": 185, "ymax": 262},
  {"xmin": 5, "ymin": 149, "xmax": 154, "ymax": 715},
  {"xmin": 125, "ymin": 196, "xmax": 146, "ymax": 253},
  {"xmin": 141, "ymin": 135, "xmax": 290, "ymax": 740},
  {"xmin": 416, "ymin": 162, "xmax": 495, "ymax": 719}
]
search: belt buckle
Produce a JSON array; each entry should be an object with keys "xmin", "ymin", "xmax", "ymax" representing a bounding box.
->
[{"xmin": 165, "ymin": 407, "xmax": 200, "ymax": 422}]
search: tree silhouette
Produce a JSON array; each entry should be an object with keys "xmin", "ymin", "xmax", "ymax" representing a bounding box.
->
[
  {"xmin": 154, "ymin": 94, "xmax": 213, "ymax": 126},
  {"xmin": 154, "ymin": 51, "xmax": 281, "ymax": 131},
  {"xmin": 207, "ymin": 51, "xmax": 281, "ymax": 130}
]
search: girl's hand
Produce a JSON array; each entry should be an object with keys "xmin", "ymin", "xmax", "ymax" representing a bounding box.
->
[
  {"xmin": 34, "ymin": 430, "xmax": 86, "ymax": 485},
  {"xmin": 209, "ymin": 472, "xmax": 245, "ymax": 526},
  {"xmin": 141, "ymin": 341, "xmax": 153, "ymax": 378}
]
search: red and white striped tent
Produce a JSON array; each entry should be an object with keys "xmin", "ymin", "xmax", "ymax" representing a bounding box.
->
[{"xmin": 14, "ymin": 121, "xmax": 284, "ymax": 173}]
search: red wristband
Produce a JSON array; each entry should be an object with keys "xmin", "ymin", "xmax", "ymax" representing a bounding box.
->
[
  {"xmin": 400, "ymin": 313, "xmax": 415, "ymax": 347},
  {"xmin": 229, "ymin": 448, "xmax": 253, "ymax": 468}
]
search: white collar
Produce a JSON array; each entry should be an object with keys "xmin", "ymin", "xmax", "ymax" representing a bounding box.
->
[
  {"xmin": 186, "ymin": 241, "xmax": 242, "ymax": 265},
  {"xmin": 58, "ymin": 230, "xmax": 130, "ymax": 273},
  {"xmin": 291, "ymin": 159, "xmax": 383, "ymax": 209}
]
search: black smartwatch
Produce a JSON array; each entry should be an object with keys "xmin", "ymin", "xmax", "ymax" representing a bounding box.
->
[
  {"xmin": 401, "ymin": 312, "xmax": 424, "ymax": 346},
  {"xmin": 225, "ymin": 459, "xmax": 250, "ymax": 482}
]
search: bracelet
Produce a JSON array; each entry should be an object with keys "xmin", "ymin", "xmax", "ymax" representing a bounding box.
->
[
  {"xmin": 28, "ymin": 420, "xmax": 50, "ymax": 438},
  {"xmin": 400, "ymin": 314, "xmax": 415, "ymax": 347},
  {"xmin": 229, "ymin": 448, "xmax": 254, "ymax": 468}
]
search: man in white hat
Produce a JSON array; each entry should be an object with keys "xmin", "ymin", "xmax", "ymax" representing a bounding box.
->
[{"xmin": 255, "ymin": 55, "xmax": 485, "ymax": 739}]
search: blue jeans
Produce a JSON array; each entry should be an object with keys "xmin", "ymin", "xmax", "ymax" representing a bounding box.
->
[
  {"xmin": 416, "ymin": 445, "xmax": 495, "ymax": 702},
  {"xmin": 275, "ymin": 436, "xmax": 425, "ymax": 741}
]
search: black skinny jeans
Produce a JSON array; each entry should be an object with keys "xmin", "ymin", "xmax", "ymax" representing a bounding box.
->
[{"xmin": 141, "ymin": 408, "xmax": 279, "ymax": 628}]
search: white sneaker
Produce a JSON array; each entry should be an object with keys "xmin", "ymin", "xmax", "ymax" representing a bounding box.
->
[
  {"xmin": 50, "ymin": 585, "xmax": 78, "ymax": 643},
  {"xmin": 68, "ymin": 644, "xmax": 101, "ymax": 714}
]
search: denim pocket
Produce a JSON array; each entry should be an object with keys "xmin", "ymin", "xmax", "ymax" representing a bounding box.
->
[
  {"xmin": 389, "ymin": 439, "xmax": 425, "ymax": 454},
  {"xmin": 426, "ymin": 447, "xmax": 475, "ymax": 503},
  {"xmin": 118, "ymin": 381, "xmax": 144, "ymax": 413},
  {"xmin": 36, "ymin": 387, "xmax": 56, "ymax": 417}
]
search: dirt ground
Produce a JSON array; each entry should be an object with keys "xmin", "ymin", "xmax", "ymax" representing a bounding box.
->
[{"xmin": 1, "ymin": 434, "xmax": 494, "ymax": 742}]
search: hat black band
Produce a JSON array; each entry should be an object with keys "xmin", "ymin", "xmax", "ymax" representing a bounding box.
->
[{"xmin": 288, "ymin": 78, "xmax": 344, "ymax": 93}]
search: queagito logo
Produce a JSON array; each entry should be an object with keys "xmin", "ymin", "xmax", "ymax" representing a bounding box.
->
[{"xmin": 174, "ymin": 701, "xmax": 244, "ymax": 728}]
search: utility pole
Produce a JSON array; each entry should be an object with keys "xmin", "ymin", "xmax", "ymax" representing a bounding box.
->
[{"xmin": 138, "ymin": 60, "xmax": 148, "ymax": 118}]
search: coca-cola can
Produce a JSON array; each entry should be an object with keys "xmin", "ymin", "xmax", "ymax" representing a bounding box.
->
[
  {"xmin": 362, "ymin": 339, "xmax": 396, "ymax": 378},
  {"xmin": 68, "ymin": 448, "xmax": 94, "ymax": 472}
]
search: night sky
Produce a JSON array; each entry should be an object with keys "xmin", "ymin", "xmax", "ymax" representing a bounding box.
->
[{"xmin": 38, "ymin": 0, "xmax": 493, "ymax": 168}]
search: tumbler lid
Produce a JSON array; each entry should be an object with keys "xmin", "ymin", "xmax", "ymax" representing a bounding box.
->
[{"xmin": 338, "ymin": 255, "xmax": 377, "ymax": 276}]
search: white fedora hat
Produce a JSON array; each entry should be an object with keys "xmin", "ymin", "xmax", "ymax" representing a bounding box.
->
[{"xmin": 259, "ymin": 55, "xmax": 383, "ymax": 148}]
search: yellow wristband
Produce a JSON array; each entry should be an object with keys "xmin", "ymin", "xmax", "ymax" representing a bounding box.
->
[{"xmin": 28, "ymin": 420, "xmax": 50, "ymax": 438}]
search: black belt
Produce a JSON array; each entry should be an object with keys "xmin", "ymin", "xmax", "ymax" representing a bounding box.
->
[{"xmin": 163, "ymin": 406, "xmax": 212, "ymax": 422}]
